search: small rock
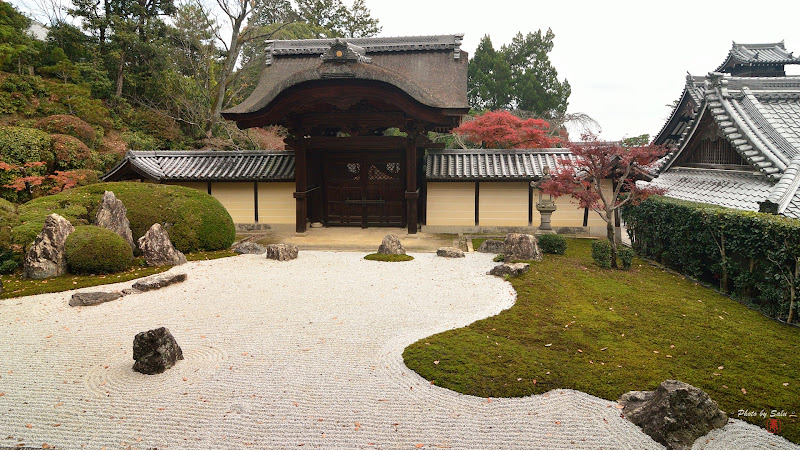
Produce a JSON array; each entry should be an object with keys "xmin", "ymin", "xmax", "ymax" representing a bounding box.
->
[
  {"xmin": 233, "ymin": 242, "xmax": 266, "ymax": 255},
  {"xmin": 132, "ymin": 272, "xmax": 187, "ymax": 292},
  {"xmin": 489, "ymin": 263, "xmax": 530, "ymax": 277},
  {"xmin": 23, "ymin": 214, "xmax": 75, "ymax": 279},
  {"xmin": 266, "ymin": 243, "xmax": 298, "ymax": 261},
  {"xmin": 138, "ymin": 223, "xmax": 187, "ymax": 267},
  {"xmin": 121, "ymin": 288, "xmax": 140, "ymax": 295},
  {"xmin": 377, "ymin": 234, "xmax": 405, "ymax": 255},
  {"xmin": 436, "ymin": 247, "xmax": 465, "ymax": 258},
  {"xmin": 503, "ymin": 233, "xmax": 542, "ymax": 262},
  {"xmin": 95, "ymin": 191, "xmax": 135, "ymax": 251},
  {"xmin": 477, "ymin": 239, "xmax": 505, "ymax": 253},
  {"xmin": 618, "ymin": 380, "xmax": 728, "ymax": 450},
  {"xmin": 69, "ymin": 291, "xmax": 123, "ymax": 307},
  {"xmin": 132, "ymin": 327, "xmax": 184, "ymax": 375}
]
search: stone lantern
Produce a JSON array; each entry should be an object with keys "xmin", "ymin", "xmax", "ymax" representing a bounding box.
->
[{"xmin": 531, "ymin": 167, "xmax": 557, "ymax": 234}]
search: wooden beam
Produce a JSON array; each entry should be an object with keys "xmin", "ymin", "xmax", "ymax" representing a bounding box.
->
[
  {"xmin": 405, "ymin": 136, "xmax": 419, "ymax": 234},
  {"xmin": 474, "ymin": 181, "xmax": 480, "ymax": 227},
  {"xmin": 298, "ymin": 136, "xmax": 408, "ymax": 152},
  {"xmin": 293, "ymin": 144, "xmax": 308, "ymax": 233}
]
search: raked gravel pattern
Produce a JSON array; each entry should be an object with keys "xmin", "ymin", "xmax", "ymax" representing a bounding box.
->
[{"xmin": 0, "ymin": 251, "xmax": 796, "ymax": 449}]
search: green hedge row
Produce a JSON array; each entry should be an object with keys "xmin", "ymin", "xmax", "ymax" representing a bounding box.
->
[{"xmin": 622, "ymin": 196, "xmax": 800, "ymax": 322}]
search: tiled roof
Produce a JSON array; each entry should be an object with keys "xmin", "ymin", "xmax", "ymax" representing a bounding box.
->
[
  {"xmin": 650, "ymin": 168, "xmax": 774, "ymax": 213},
  {"xmin": 267, "ymin": 35, "xmax": 464, "ymax": 63},
  {"xmin": 715, "ymin": 42, "xmax": 800, "ymax": 73},
  {"xmin": 653, "ymin": 74, "xmax": 705, "ymax": 148},
  {"xmin": 102, "ymin": 151, "xmax": 295, "ymax": 182},
  {"xmin": 425, "ymin": 149, "xmax": 577, "ymax": 181}
]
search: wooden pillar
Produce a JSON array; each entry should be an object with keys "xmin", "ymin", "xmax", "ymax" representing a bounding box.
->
[
  {"xmin": 405, "ymin": 136, "xmax": 419, "ymax": 234},
  {"xmin": 293, "ymin": 141, "xmax": 308, "ymax": 233}
]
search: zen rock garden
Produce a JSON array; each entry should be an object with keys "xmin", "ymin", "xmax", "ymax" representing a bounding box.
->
[{"xmin": 132, "ymin": 327, "xmax": 184, "ymax": 375}]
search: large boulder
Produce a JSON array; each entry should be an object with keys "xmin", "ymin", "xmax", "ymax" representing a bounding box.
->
[
  {"xmin": 503, "ymin": 233, "xmax": 542, "ymax": 262},
  {"xmin": 618, "ymin": 380, "xmax": 728, "ymax": 450},
  {"xmin": 23, "ymin": 214, "xmax": 75, "ymax": 279},
  {"xmin": 95, "ymin": 191, "xmax": 135, "ymax": 251},
  {"xmin": 233, "ymin": 241, "xmax": 266, "ymax": 255},
  {"xmin": 377, "ymin": 234, "xmax": 405, "ymax": 255},
  {"xmin": 436, "ymin": 247, "xmax": 465, "ymax": 258},
  {"xmin": 138, "ymin": 223, "xmax": 187, "ymax": 267},
  {"xmin": 132, "ymin": 327, "xmax": 184, "ymax": 375},
  {"xmin": 69, "ymin": 291, "xmax": 123, "ymax": 307},
  {"xmin": 477, "ymin": 239, "xmax": 505, "ymax": 253},
  {"xmin": 266, "ymin": 243, "xmax": 298, "ymax": 261},
  {"xmin": 489, "ymin": 262, "xmax": 530, "ymax": 277}
]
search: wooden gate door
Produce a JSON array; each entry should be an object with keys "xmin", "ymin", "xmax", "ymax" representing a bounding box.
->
[{"xmin": 324, "ymin": 152, "xmax": 405, "ymax": 227}]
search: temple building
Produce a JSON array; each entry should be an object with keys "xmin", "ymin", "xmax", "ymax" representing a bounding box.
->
[
  {"xmin": 104, "ymin": 35, "xmax": 612, "ymax": 235},
  {"xmin": 650, "ymin": 42, "xmax": 800, "ymax": 218}
]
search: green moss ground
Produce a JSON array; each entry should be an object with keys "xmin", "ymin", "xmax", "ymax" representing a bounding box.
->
[
  {"xmin": 364, "ymin": 253, "xmax": 414, "ymax": 262},
  {"xmin": 0, "ymin": 249, "xmax": 234, "ymax": 299},
  {"xmin": 403, "ymin": 238, "xmax": 800, "ymax": 443}
]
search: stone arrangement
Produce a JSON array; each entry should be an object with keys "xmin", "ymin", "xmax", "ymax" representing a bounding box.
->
[
  {"xmin": 266, "ymin": 243, "xmax": 298, "ymax": 261},
  {"xmin": 436, "ymin": 247, "xmax": 465, "ymax": 258},
  {"xmin": 132, "ymin": 327, "xmax": 184, "ymax": 375},
  {"xmin": 477, "ymin": 239, "xmax": 504, "ymax": 253},
  {"xmin": 377, "ymin": 234, "xmax": 405, "ymax": 255},
  {"xmin": 453, "ymin": 235, "xmax": 469, "ymax": 252},
  {"xmin": 618, "ymin": 380, "xmax": 728, "ymax": 450},
  {"xmin": 69, "ymin": 291, "xmax": 123, "ymax": 307},
  {"xmin": 232, "ymin": 241, "xmax": 267, "ymax": 255},
  {"xmin": 95, "ymin": 191, "xmax": 135, "ymax": 251},
  {"xmin": 489, "ymin": 262, "xmax": 530, "ymax": 277},
  {"xmin": 503, "ymin": 233, "xmax": 542, "ymax": 262},
  {"xmin": 131, "ymin": 272, "xmax": 187, "ymax": 292},
  {"xmin": 23, "ymin": 213, "xmax": 75, "ymax": 279},
  {"xmin": 138, "ymin": 223, "xmax": 187, "ymax": 267}
]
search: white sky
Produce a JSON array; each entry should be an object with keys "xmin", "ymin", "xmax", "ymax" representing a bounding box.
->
[
  {"xmin": 14, "ymin": 0, "xmax": 800, "ymax": 141},
  {"xmin": 368, "ymin": 0, "xmax": 800, "ymax": 140}
]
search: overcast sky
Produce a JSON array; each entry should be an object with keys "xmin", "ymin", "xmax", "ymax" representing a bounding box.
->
[
  {"xmin": 368, "ymin": 0, "xmax": 800, "ymax": 140},
  {"xmin": 14, "ymin": 0, "xmax": 800, "ymax": 141}
]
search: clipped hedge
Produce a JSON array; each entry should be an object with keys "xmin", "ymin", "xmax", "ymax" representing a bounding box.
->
[
  {"xmin": 623, "ymin": 196, "xmax": 800, "ymax": 321},
  {"xmin": 34, "ymin": 115, "xmax": 98, "ymax": 147},
  {"xmin": 13, "ymin": 182, "xmax": 235, "ymax": 253},
  {"xmin": 591, "ymin": 239, "xmax": 612, "ymax": 268},
  {"xmin": 538, "ymin": 233, "xmax": 567, "ymax": 254},
  {"xmin": 50, "ymin": 134, "xmax": 94, "ymax": 170},
  {"xmin": 65, "ymin": 226, "xmax": 133, "ymax": 274},
  {"xmin": 0, "ymin": 126, "xmax": 54, "ymax": 166}
]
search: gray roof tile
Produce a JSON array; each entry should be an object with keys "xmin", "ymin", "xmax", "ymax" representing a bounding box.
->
[
  {"xmin": 649, "ymin": 168, "xmax": 774, "ymax": 212},
  {"xmin": 425, "ymin": 149, "xmax": 577, "ymax": 181}
]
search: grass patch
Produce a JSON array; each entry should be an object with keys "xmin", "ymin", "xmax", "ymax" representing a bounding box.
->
[
  {"xmin": 403, "ymin": 238, "xmax": 800, "ymax": 443},
  {"xmin": 364, "ymin": 253, "xmax": 414, "ymax": 262},
  {"xmin": 0, "ymin": 250, "xmax": 235, "ymax": 299}
]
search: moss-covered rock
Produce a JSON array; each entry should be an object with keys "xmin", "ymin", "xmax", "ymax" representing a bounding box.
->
[
  {"xmin": 13, "ymin": 182, "xmax": 235, "ymax": 253},
  {"xmin": 65, "ymin": 225, "xmax": 133, "ymax": 274}
]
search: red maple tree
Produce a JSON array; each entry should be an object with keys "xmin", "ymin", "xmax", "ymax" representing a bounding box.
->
[
  {"xmin": 540, "ymin": 134, "xmax": 668, "ymax": 268},
  {"xmin": 453, "ymin": 110, "xmax": 560, "ymax": 149}
]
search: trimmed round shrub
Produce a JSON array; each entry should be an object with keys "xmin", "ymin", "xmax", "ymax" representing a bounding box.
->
[
  {"xmin": 591, "ymin": 239, "xmax": 612, "ymax": 268},
  {"xmin": 0, "ymin": 126, "xmax": 54, "ymax": 166},
  {"xmin": 538, "ymin": 234, "xmax": 567, "ymax": 255},
  {"xmin": 619, "ymin": 246, "xmax": 635, "ymax": 270},
  {"xmin": 14, "ymin": 182, "xmax": 235, "ymax": 253},
  {"xmin": 65, "ymin": 226, "xmax": 132, "ymax": 274},
  {"xmin": 51, "ymin": 134, "xmax": 93, "ymax": 170},
  {"xmin": 0, "ymin": 258, "xmax": 18, "ymax": 274},
  {"xmin": 34, "ymin": 115, "xmax": 97, "ymax": 147}
]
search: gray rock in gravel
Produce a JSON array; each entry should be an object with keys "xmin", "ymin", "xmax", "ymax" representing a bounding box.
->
[
  {"xmin": 132, "ymin": 327, "xmax": 184, "ymax": 375},
  {"xmin": 23, "ymin": 214, "xmax": 75, "ymax": 279},
  {"xmin": 436, "ymin": 247, "xmax": 465, "ymax": 258},
  {"xmin": 233, "ymin": 242, "xmax": 266, "ymax": 255},
  {"xmin": 489, "ymin": 262, "xmax": 530, "ymax": 277},
  {"xmin": 131, "ymin": 272, "xmax": 187, "ymax": 292},
  {"xmin": 69, "ymin": 291, "xmax": 123, "ymax": 307},
  {"xmin": 95, "ymin": 191, "xmax": 135, "ymax": 251},
  {"xmin": 618, "ymin": 380, "xmax": 728, "ymax": 450},
  {"xmin": 138, "ymin": 223, "xmax": 187, "ymax": 267},
  {"xmin": 377, "ymin": 234, "xmax": 405, "ymax": 255},
  {"xmin": 266, "ymin": 243, "xmax": 298, "ymax": 261},
  {"xmin": 477, "ymin": 239, "xmax": 505, "ymax": 253},
  {"xmin": 503, "ymin": 233, "xmax": 542, "ymax": 262}
]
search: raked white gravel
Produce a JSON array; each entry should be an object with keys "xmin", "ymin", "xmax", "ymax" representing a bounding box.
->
[{"xmin": 0, "ymin": 251, "xmax": 796, "ymax": 449}]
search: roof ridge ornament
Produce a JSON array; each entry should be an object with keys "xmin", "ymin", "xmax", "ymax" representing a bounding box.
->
[{"xmin": 321, "ymin": 38, "xmax": 371, "ymax": 64}]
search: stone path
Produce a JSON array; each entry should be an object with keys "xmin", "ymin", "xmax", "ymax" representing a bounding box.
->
[{"xmin": 0, "ymin": 252, "xmax": 796, "ymax": 449}]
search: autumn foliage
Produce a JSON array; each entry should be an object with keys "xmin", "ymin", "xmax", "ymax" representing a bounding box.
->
[
  {"xmin": 453, "ymin": 110, "xmax": 560, "ymax": 149},
  {"xmin": 541, "ymin": 135, "xmax": 669, "ymax": 268}
]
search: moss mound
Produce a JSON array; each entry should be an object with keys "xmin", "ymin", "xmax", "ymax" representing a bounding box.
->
[
  {"xmin": 13, "ymin": 182, "xmax": 235, "ymax": 252},
  {"xmin": 0, "ymin": 198, "xmax": 19, "ymax": 249},
  {"xmin": 65, "ymin": 226, "xmax": 133, "ymax": 274},
  {"xmin": 364, "ymin": 253, "xmax": 414, "ymax": 262}
]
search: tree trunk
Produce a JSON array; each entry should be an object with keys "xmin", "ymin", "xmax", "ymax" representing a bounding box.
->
[
  {"xmin": 606, "ymin": 209, "xmax": 618, "ymax": 269},
  {"xmin": 115, "ymin": 52, "xmax": 125, "ymax": 97},
  {"xmin": 206, "ymin": 15, "xmax": 245, "ymax": 137}
]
